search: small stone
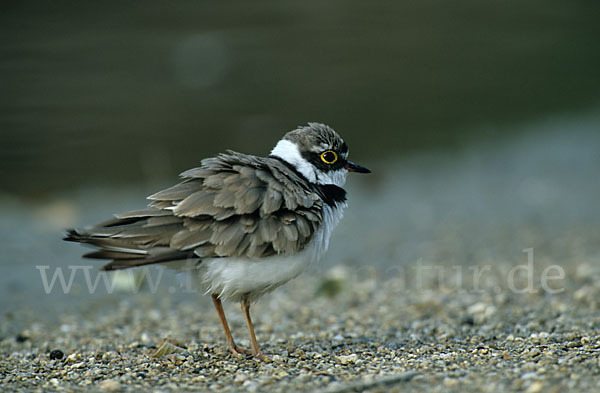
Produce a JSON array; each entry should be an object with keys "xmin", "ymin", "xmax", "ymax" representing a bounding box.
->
[
  {"xmin": 98, "ymin": 379, "xmax": 121, "ymax": 392},
  {"xmin": 242, "ymin": 380, "xmax": 258, "ymax": 392},
  {"xmin": 234, "ymin": 374, "xmax": 248, "ymax": 384},
  {"xmin": 337, "ymin": 354, "xmax": 358, "ymax": 364},
  {"xmin": 66, "ymin": 353, "xmax": 78, "ymax": 363},
  {"xmin": 443, "ymin": 377, "xmax": 458, "ymax": 386},
  {"xmin": 294, "ymin": 373, "xmax": 312, "ymax": 383},
  {"xmin": 467, "ymin": 302, "xmax": 486, "ymax": 314},
  {"xmin": 574, "ymin": 287, "xmax": 589, "ymax": 301},
  {"xmin": 526, "ymin": 381, "xmax": 544, "ymax": 393},
  {"xmin": 581, "ymin": 336, "xmax": 590, "ymax": 344},
  {"xmin": 15, "ymin": 334, "xmax": 28, "ymax": 343},
  {"xmin": 49, "ymin": 349, "xmax": 64, "ymax": 360},
  {"xmin": 101, "ymin": 351, "xmax": 116, "ymax": 361}
]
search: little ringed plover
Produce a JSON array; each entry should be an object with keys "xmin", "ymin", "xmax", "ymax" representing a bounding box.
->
[{"xmin": 65, "ymin": 122, "xmax": 370, "ymax": 359}]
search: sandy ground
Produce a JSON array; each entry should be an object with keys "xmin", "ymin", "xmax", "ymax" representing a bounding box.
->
[{"xmin": 2, "ymin": 114, "xmax": 600, "ymax": 392}]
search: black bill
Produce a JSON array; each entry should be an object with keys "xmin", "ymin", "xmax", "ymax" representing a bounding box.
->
[{"xmin": 345, "ymin": 161, "xmax": 371, "ymax": 173}]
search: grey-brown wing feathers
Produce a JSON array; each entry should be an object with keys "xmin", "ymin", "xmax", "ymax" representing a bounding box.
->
[{"xmin": 65, "ymin": 152, "xmax": 323, "ymax": 270}]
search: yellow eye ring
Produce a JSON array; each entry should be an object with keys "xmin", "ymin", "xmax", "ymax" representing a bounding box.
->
[{"xmin": 320, "ymin": 150, "xmax": 338, "ymax": 164}]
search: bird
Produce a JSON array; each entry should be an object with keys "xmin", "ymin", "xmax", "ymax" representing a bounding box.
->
[{"xmin": 64, "ymin": 122, "xmax": 370, "ymax": 359}]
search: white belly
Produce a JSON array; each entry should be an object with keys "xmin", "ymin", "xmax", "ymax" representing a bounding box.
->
[{"xmin": 180, "ymin": 204, "xmax": 346, "ymax": 302}]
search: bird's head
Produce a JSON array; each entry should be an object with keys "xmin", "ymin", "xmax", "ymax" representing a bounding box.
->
[{"xmin": 270, "ymin": 123, "xmax": 370, "ymax": 186}]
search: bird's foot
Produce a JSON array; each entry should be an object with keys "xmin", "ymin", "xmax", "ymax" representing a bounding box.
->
[
  {"xmin": 227, "ymin": 344, "xmax": 270, "ymax": 361},
  {"xmin": 253, "ymin": 351, "xmax": 271, "ymax": 362},
  {"xmin": 228, "ymin": 344, "xmax": 252, "ymax": 358}
]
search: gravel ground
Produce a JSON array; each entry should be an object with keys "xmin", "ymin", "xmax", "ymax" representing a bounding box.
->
[
  {"xmin": 2, "ymin": 117, "xmax": 600, "ymax": 392},
  {"xmin": 1, "ymin": 262, "xmax": 600, "ymax": 393}
]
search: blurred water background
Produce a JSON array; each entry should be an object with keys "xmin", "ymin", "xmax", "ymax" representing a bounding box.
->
[{"xmin": 1, "ymin": 1, "xmax": 600, "ymax": 323}]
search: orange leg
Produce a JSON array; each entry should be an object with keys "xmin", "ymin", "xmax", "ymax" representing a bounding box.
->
[
  {"xmin": 241, "ymin": 295, "xmax": 268, "ymax": 360},
  {"xmin": 211, "ymin": 295, "xmax": 251, "ymax": 356}
]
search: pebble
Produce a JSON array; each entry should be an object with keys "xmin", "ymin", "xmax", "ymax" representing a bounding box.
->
[
  {"xmin": 66, "ymin": 353, "xmax": 78, "ymax": 363},
  {"xmin": 526, "ymin": 381, "xmax": 544, "ymax": 393},
  {"xmin": 242, "ymin": 380, "xmax": 259, "ymax": 392},
  {"xmin": 15, "ymin": 334, "xmax": 28, "ymax": 343},
  {"xmin": 234, "ymin": 374, "xmax": 248, "ymax": 384},
  {"xmin": 444, "ymin": 377, "xmax": 458, "ymax": 387},
  {"xmin": 521, "ymin": 372, "xmax": 538, "ymax": 379},
  {"xmin": 98, "ymin": 379, "xmax": 121, "ymax": 392},
  {"xmin": 337, "ymin": 354, "xmax": 358, "ymax": 364},
  {"xmin": 49, "ymin": 349, "xmax": 64, "ymax": 360}
]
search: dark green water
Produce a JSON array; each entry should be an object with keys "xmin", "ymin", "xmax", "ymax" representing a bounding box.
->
[{"xmin": 2, "ymin": 1, "xmax": 600, "ymax": 196}]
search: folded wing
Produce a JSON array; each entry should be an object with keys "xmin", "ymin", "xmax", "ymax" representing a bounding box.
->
[{"xmin": 65, "ymin": 152, "xmax": 323, "ymax": 270}]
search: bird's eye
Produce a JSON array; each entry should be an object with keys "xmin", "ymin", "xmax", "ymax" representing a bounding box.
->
[{"xmin": 320, "ymin": 150, "xmax": 338, "ymax": 164}]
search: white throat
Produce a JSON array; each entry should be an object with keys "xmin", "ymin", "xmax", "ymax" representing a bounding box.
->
[{"xmin": 270, "ymin": 139, "xmax": 348, "ymax": 186}]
